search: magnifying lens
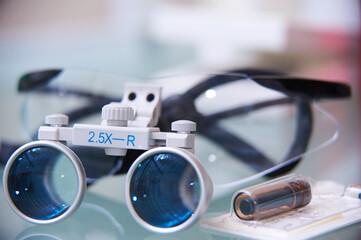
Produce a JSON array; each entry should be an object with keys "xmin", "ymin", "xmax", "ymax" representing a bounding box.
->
[
  {"xmin": 3, "ymin": 141, "xmax": 86, "ymax": 224},
  {"xmin": 125, "ymin": 147, "xmax": 213, "ymax": 233}
]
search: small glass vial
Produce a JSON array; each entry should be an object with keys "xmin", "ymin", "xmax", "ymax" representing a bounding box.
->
[{"xmin": 233, "ymin": 174, "xmax": 313, "ymax": 221}]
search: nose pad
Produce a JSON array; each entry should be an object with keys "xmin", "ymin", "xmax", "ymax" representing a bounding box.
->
[
  {"xmin": 125, "ymin": 147, "xmax": 213, "ymax": 233},
  {"xmin": 3, "ymin": 141, "xmax": 86, "ymax": 224}
]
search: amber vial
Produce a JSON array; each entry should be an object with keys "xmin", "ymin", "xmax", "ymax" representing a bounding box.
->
[{"xmin": 233, "ymin": 174, "xmax": 312, "ymax": 221}]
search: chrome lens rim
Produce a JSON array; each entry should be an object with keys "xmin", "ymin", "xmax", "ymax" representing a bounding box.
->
[
  {"xmin": 3, "ymin": 140, "xmax": 86, "ymax": 224},
  {"xmin": 125, "ymin": 147, "xmax": 213, "ymax": 233}
]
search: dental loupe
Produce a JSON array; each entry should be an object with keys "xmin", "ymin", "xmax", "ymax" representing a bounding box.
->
[
  {"xmin": 3, "ymin": 82, "xmax": 213, "ymax": 232},
  {"xmin": 2, "ymin": 69, "xmax": 351, "ymax": 233}
]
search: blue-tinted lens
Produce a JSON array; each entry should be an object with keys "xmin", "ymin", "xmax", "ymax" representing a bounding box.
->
[
  {"xmin": 7, "ymin": 146, "xmax": 79, "ymax": 220},
  {"xmin": 129, "ymin": 152, "xmax": 201, "ymax": 228}
]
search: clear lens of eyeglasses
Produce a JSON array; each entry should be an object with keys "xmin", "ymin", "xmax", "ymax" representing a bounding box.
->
[
  {"xmin": 195, "ymin": 78, "xmax": 296, "ymax": 182},
  {"xmin": 3, "ymin": 142, "xmax": 85, "ymax": 223},
  {"xmin": 19, "ymin": 71, "xmax": 339, "ymax": 189}
]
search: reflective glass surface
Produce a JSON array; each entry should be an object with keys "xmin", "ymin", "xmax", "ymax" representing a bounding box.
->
[{"xmin": 0, "ymin": 70, "xmax": 358, "ymax": 239}]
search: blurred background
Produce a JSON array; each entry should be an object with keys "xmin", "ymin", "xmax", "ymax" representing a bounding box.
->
[
  {"xmin": 0, "ymin": 0, "xmax": 359, "ymax": 130},
  {"xmin": 0, "ymin": 0, "xmax": 360, "ymax": 239},
  {"xmin": 0, "ymin": 0, "xmax": 359, "ymax": 180},
  {"xmin": 0, "ymin": 0, "xmax": 359, "ymax": 80}
]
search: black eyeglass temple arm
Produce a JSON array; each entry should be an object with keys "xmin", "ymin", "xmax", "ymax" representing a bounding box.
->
[
  {"xmin": 266, "ymin": 100, "xmax": 313, "ymax": 177},
  {"xmin": 206, "ymin": 97, "xmax": 294, "ymax": 123}
]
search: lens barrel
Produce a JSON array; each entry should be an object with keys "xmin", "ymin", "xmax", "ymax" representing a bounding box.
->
[
  {"xmin": 125, "ymin": 147, "xmax": 213, "ymax": 233},
  {"xmin": 3, "ymin": 141, "xmax": 86, "ymax": 224}
]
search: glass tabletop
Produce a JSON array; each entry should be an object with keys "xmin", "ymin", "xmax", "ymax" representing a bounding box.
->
[{"xmin": 0, "ymin": 69, "xmax": 360, "ymax": 240}]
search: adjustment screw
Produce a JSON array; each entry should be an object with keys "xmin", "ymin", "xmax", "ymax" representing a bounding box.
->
[
  {"xmin": 102, "ymin": 102, "xmax": 134, "ymax": 126},
  {"xmin": 45, "ymin": 114, "xmax": 69, "ymax": 127},
  {"xmin": 171, "ymin": 120, "xmax": 196, "ymax": 133}
]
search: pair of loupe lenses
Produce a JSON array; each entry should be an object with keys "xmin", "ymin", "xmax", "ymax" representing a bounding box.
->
[
  {"xmin": 3, "ymin": 142, "xmax": 213, "ymax": 232},
  {"xmin": 3, "ymin": 141, "xmax": 86, "ymax": 224}
]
